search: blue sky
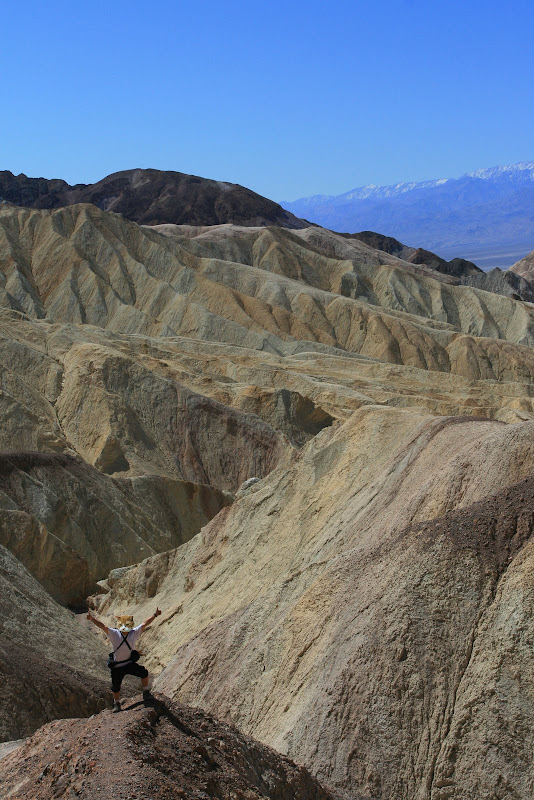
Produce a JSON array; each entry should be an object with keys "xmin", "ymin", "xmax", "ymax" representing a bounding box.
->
[{"xmin": 2, "ymin": 0, "xmax": 533, "ymax": 199}]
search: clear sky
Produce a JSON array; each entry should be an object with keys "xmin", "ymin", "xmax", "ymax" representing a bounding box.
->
[{"xmin": 2, "ymin": 0, "xmax": 533, "ymax": 200}]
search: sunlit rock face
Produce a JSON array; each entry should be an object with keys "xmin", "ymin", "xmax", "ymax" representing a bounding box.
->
[{"xmin": 97, "ymin": 407, "xmax": 534, "ymax": 799}]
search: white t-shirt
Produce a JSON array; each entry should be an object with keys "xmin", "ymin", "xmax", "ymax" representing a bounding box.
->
[{"xmin": 108, "ymin": 625, "xmax": 143, "ymax": 667}]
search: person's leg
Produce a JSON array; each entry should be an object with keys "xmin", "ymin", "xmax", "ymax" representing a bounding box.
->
[
  {"xmin": 142, "ymin": 674, "xmax": 152, "ymax": 701},
  {"xmin": 130, "ymin": 663, "xmax": 151, "ymax": 700},
  {"xmin": 111, "ymin": 667, "xmax": 125, "ymax": 711}
]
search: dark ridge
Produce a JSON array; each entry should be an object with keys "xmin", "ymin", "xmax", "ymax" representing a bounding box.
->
[
  {"xmin": 340, "ymin": 230, "xmax": 409, "ymax": 258},
  {"xmin": 0, "ymin": 170, "xmax": 71, "ymax": 206},
  {"xmin": 338, "ymin": 231, "xmax": 483, "ymax": 280},
  {"xmin": 0, "ymin": 168, "xmax": 308, "ymax": 229},
  {"xmin": 407, "ymin": 247, "xmax": 482, "ymax": 278},
  {"xmin": 336, "ymin": 229, "xmax": 534, "ymax": 299}
]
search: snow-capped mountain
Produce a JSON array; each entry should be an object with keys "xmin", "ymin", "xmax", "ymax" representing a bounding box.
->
[
  {"xmin": 466, "ymin": 162, "xmax": 534, "ymax": 181},
  {"xmin": 281, "ymin": 163, "xmax": 534, "ymax": 264},
  {"xmin": 333, "ymin": 176, "xmax": 452, "ymax": 202}
]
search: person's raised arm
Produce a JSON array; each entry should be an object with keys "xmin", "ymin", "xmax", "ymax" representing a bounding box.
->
[
  {"xmin": 141, "ymin": 608, "xmax": 161, "ymax": 632},
  {"xmin": 86, "ymin": 611, "xmax": 109, "ymax": 634}
]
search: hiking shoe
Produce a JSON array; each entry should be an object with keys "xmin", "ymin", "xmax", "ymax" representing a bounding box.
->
[
  {"xmin": 143, "ymin": 689, "xmax": 153, "ymax": 702},
  {"xmin": 112, "ymin": 701, "xmax": 122, "ymax": 713}
]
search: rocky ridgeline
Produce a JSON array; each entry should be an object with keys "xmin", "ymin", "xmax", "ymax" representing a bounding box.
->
[
  {"xmin": 0, "ymin": 168, "xmax": 307, "ymax": 228},
  {"xmin": 352, "ymin": 230, "xmax": 534, "ymax": 301},
  {"xmin": 0, "ymin": 695, "xmax": 343, "ymax": 800},
  {"xmin": 511, "ymin": 248, "xmax": 534, "ymax": 282}
]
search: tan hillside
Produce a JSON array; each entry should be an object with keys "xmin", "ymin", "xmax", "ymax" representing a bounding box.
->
[
  {"xmin": 510, "ymin": 248, "xmax": 534, "ymax": 280},
  {"xmin": 3, "ymin": 204, "xmax": 534, "ymax": 379},
  {"xmin": 93, "ymin": 406, "xmax": 534, "ymax": 799},
  {"xmin": 2, "ymin": 203, "xmax": 534, "ymax": 613}
]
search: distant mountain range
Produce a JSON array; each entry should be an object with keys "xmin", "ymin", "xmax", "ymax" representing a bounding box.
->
[{"xmin": 281, "ymin": 162, "xmax": 534, "ymax": 264}]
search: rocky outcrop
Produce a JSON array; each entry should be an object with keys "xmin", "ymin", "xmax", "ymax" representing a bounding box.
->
[
  {"xmin": 94, "ymin": 407, "xmax": 534, "ymax": 799},
  {"xmin": 0, "ymin": 694, "xmax": 340, "ymax": 800},
  {"xmin": 224, "ymin": 387, "xmax": 334, "ymax": 446},
  {"xmin": 463, "ymin": 266, "xmax": 534, "ymax": 302},
  {"xmin": 0, "ymin": 168, "xmax": 307, "ymax": 228},
  {"xmin": 0, "ymin": 451, "xmax": 231, "ymax": 604},
  {"xmin": 348, "ymin": 232, "xmax": 483, "ymax": 280},
  {"xmin": 0, "ymin": 542, "xmax": 109, "ymax": 740},
  {"xmin": 341, "ymin": 230, "xmax": 415, "ymax": 260},
  {"xmin": 347, "ymin": 231, "xmax": 534, "ymax": 302},
  {"xmin": 0, "ymin": 639, "xmax": 108, "ymax": 742},
  {"xmin": 406, "ymin": 247, "xmax": 482, "ymax": 279},
  {"xmin": 0, "ymin": 171, "xmax": 69, "ymax": 207},
  {"xmin": 55, "ymin": 343, "xmax": 287, "ymax": 492}
]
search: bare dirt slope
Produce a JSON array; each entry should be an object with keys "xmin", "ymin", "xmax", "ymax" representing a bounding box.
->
[
  {"xmin": 94, "ymin": 407, "xmax": 534, "ymax": 799},
  {"xmin": 3, "ymin": 204, "xmax": 534, "ymax": 369},
  {"xmin": 4, "ymin": 203, "xmax": 534, "ymax": 613},
  {"xmin": 0, "ymin": 694, "xmax": 341, "ymax": 800}
]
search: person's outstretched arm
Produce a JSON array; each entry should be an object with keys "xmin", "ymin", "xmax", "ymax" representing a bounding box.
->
[
  {"xmin": 141, "ymin": 608, "xmax": 161, "ymax": 632},
  {"xmin": 86, "ymin": 611, "xmax": 109, "ymax": 634}
]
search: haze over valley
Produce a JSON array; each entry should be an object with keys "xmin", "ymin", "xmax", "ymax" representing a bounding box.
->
[{"xmin": 282, "ymin": 162, "xmax": 534, "ymax": 268}]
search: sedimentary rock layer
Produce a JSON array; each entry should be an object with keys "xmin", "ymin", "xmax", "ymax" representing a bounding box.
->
[
  {"xmin": 3, "ymin": 204, "xmax": 534, "ymax": 378},
  {"xmin": 0, "ymin": 451, "xmax": 230, "ymax": 604}
]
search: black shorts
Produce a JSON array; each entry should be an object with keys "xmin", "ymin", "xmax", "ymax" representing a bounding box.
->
[{"xmin": 111, "ymin": 661, "xmax": 149, "ymax": 692}]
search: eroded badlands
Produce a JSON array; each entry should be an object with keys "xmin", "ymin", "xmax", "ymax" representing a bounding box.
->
[{"xmin": 2, "ymin": 201, "xmax": 534, "ymax": 798}]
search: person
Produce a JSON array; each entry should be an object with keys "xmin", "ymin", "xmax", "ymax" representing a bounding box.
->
[{"xmin": 87, "ymin": 608, "xmax": 162, "ymax": 713}]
